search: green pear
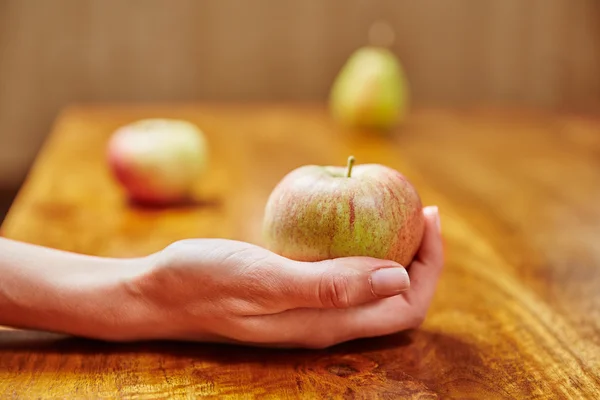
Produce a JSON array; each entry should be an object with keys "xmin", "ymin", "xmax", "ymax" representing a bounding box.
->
[{"xmin": 329, "ymin": 47, "xmax": 409, "ymax": 130}]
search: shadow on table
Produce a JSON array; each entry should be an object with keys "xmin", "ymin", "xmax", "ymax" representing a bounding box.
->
[
  {"xmin": 0, "ymin": 328, "xmax": 487, "ymax": 397},
  {"xmin": 0, "ymin": 329, "xmax": 409, "ymax": 356},
  {"xmin": 0, "ymin": 328, "xmax": 479, "ymax": 375}
]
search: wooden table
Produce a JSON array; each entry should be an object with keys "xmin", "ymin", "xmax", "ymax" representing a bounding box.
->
[{"xmin": 1, "ymin": 104, "xmax": 599, "ymax": 398}]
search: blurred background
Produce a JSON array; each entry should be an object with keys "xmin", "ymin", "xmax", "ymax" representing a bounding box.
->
[{"xmin": 1, "ymin": 0, "xmax": 600, "ymax": 219}]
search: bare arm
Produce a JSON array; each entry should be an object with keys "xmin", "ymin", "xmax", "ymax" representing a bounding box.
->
[
  {"xmin": 0, "ymin": 238, "xmax": 150, "ymax": 339},
  {"xmin": 0, "ymin": 206, "xmax": 442, "ymax": 348}
]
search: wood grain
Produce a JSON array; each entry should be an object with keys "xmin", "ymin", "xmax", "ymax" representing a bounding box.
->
[
  {"xmin": 1, "ymin": 104, "xmax": 600, "ymax": 398},
  {"xmin": 2, "ymin": 0, "xmax": 600, "ymax": 186}
]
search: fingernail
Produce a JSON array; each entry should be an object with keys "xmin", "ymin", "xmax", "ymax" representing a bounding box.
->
[
  {"xmin": 425, "ymin": 205, "xmax": 441, "ymax": 234},
  {"xmin": 370, "ymin": 267, "xmax": 410, "ymax": 296}
]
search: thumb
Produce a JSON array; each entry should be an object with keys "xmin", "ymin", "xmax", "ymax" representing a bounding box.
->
[{"xmin": 277, "ymin": 257, "xmax": 411, "ymax": 309}]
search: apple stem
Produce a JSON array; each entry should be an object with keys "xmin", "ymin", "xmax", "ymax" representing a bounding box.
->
[{"xmin": 346, "ymin": 156, "xmax": 355, "ymax": 178}]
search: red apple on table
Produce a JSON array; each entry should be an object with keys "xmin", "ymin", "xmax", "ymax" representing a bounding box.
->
[
  {"xmin": 263, "ymin": 156, "xmax": 425, "ymax": 266},
  {"xmin": 107, "ymin": 118, "xmax": 208, "ymax": 205}
]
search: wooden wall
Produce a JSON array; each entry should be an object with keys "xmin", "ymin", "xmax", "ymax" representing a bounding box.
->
[{"xmin": 1, "ymin": 0, "xmax": 599, "ymax": 186}]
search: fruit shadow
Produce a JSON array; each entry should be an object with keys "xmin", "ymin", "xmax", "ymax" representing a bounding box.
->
[{"xmin": 127, "ymin": 196, "xmax": 222, "ymax": 212}]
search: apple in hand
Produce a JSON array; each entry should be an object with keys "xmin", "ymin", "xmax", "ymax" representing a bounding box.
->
[
  {"xmin": 107, "ymin": 118, "xmax": 208, "ymax": 205},
  {"xmin": 262, "ymin": 156, "xmax": 425, "ymax": 267}
]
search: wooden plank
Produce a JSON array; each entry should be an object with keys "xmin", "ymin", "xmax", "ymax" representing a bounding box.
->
[{"xmin": 1, "ymin": 104, "xmax": 599, "ymax": 398}]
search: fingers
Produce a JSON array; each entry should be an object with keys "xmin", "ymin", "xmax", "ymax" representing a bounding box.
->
[
  {"xmin": 404, "ymin": 205, "xmax": 444, "ymax": 309},
  {"xmin": 273, "ymin": 256, "xmax": 410, "ymax": 310},
  {"xmin": 334, "ymin": 296, "xmax": 421, "ymax": 343},
  {"xmin": 263, "ymin": 205, "xmax": 443, "ymax": 312},
  {"xmin": 285, "ymin": 205, "xmax": 444, "ymax": 347},
  {"xmin": 415, "ymin": 206, "xmax": 443, "ymax": 266},
  {"xmin": 237, "ymin": 296, "xmax": 415, "ymax": 349},
  {"xmin": 224, "ymin": 206, "xmax": 444, "ymax": 349}
]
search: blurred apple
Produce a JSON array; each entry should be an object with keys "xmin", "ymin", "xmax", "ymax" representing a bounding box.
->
[
  {"xmin": 107, "ymin": 118, "xmax": 208, "ymax": 205},
  {"xmin": 329, "ymin": 46, "xmax": 409, "ymax": 131}
]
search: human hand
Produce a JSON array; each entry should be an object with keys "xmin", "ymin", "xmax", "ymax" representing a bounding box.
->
[{"xmin": 128, "ymin": 206, "xmax": 443, "ymax": 348}]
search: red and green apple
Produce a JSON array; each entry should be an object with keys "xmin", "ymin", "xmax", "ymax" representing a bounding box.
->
[
  {"xmin": 263, "ymin": 156, "xmax": 424, "ymax": 266},
  {"xmin": 107, "ymin": 118, "xmax": 209, "ymax": 205}
]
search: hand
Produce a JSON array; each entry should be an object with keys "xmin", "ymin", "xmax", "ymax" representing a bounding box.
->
[{"xmin": 129, "ymin": 206, "xmax": 443, "ymax": 348}]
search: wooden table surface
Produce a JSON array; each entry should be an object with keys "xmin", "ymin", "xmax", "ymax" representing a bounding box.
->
[{"xmin": 1, "ymin": 104, "xmax": 599, "ymax": 399}]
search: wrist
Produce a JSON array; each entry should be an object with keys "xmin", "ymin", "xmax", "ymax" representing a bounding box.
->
[
  {"xmin": 0, "ymin": 238, "xmax": 159, "ymax": 341},
  {"xmin": 63, "ymin": 254, "xmax": 160, "ymax": 341}
]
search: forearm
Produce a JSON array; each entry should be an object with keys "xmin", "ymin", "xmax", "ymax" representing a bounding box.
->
[{"xmin": 0, "ymin": 238, "xmax": 153, "ymax": 340}]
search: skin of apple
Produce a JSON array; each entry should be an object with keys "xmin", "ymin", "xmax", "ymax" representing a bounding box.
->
[{"xmin": 262, "ymin": 163, "xmax": 425, "ymax": 267}]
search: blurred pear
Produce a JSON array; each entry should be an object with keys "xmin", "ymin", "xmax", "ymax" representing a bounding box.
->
[{"xmin": 329, "ymin": 46, "xmax": 410, "ymax": 131}]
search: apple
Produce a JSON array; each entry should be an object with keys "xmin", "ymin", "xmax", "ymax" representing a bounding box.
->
[
  {"xmin": 329, "ymin": 46, "xmax": 410, "ymax": 131},
  {"xmin": 262, "ymin": 156, "xmax": 424, "ymax": 266},
  {"xmin": 107, "ymin": 118, "xmax": 209, "ymax": 205}
]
